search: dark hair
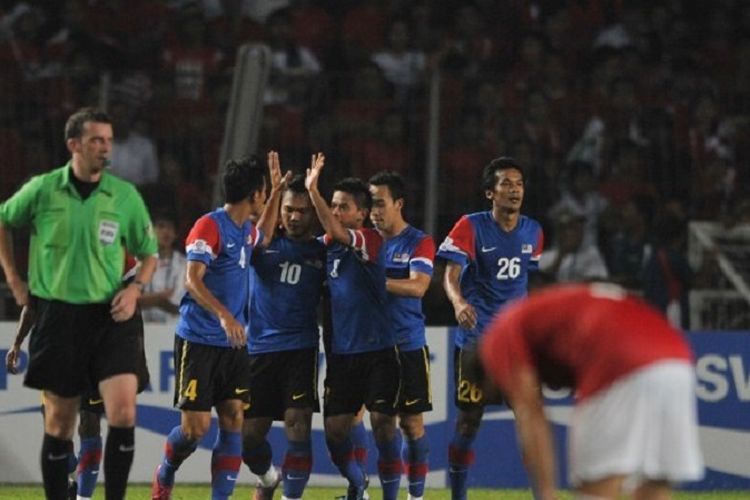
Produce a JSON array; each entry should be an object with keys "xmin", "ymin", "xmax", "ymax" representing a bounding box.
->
[
  {"xmin": 223, "ymin": 155, "xmax": 266, "ymax": 204},
  {"xmin": 64, "ymin": 107, "xmax": 111, "ymax": 141},
  {"xmin": 368, "ymin": 170, "xmax": 405, "ymax": 202},
  {"xmin": 333, "ymin": 177, "xmax": 372, "ymax": 210},
  {"xmin": 482, "ymin": 157, "xmax": 524, "ymax": 191},
  {"xmin": 284, "ymin": 174, "xmax": 308, "ymax": 196}
]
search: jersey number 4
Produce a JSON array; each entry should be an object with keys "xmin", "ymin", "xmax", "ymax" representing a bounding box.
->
[{"xmin": 496, "ymin": 257, "xmax": 521, "ymax": 280}]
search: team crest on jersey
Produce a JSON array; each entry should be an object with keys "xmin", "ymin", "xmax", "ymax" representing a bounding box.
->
[
  {"xmin": 192, "ymin": 239, "xmax": 208, "ymax": 253},
  {"xmin": 392, "ymin": 253, "xmax": 410, "ymax": 263},
  {"xmin": 521, "ymin": 244, "xmax": 533, "ymax": 254}
]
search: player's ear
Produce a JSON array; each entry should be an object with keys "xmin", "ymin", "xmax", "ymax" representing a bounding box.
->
[
  {"xmin": 485, "ymin": 189, "xmax": 494, "ymax": 201},
  {"xmin": 66, "ymin": 137, "xmax": 80, "ymax": 155}
]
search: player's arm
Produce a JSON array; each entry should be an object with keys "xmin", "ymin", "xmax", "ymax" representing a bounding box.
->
[
  {"xmin": 387, "ymin": 270, "xmax": 431, "ymax": 297},
  {"xmin": 255, "ymin": 150, "xmax": 291, "ymax": 248},
  {"xmin": 184, "ymin": 260, "xmax": 246, "ymax": 348},
  {"xmin": 5, "ymin": 304, "xmax": 35, "ymax": 374},
  {"xmin": 505, "ymin": 366, "xmax": 558, "ymax": 500},
  {"xmin": 387, "ymin": 236, "xmax": 435, "ymax": 297},
  {"xmin": 444, "ymin": 261, "xmax": 477, "ymax": 329},
  {"xmin": 138, "ymin": 288, "xmax": 179, "ymax": 314},
  {"xmin": 305, "ymin": 152, "xmax": 351, "ymax": 246}
]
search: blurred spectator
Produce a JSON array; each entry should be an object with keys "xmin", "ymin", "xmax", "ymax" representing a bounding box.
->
[
  {"xmin": 264, "ymin": 8, "xmax": 321, "ymax": 106},
  {"xmin": 371, "ymin": 18, "xmax": 426, "ymax": 106},
  {"xmin": 140, "ymin": 212, "xmax": 187, "ymax": 323},
  {"xmin": 108, "ymin": 99, "xmax": 159, "ymax": 186},
  {"xmin": 643, "ymin": 211, "xmax": 693, "ymax": 329},
  {"xmin": 538, "ymin": 211, "xmax": 609, "ymax": 283},
  {"xmin": 340, "ymin": 0, "xmax": 387, "ymax": 66},
  {"xmin": 605, "ymin": 197, "xmax": 653, "ymax": 291},
  {"xmin": 547, "ymin": 160, "xmax": 609, "ymax": 248}
]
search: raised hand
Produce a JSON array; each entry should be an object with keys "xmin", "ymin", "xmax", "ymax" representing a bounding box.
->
[
  {"xmin": 305, "ymin": 152, "xmax": 325, "ymax": 193},
  {"xmin": 267, "ymin": 150, "xmax": 293, "ymax": 192}
]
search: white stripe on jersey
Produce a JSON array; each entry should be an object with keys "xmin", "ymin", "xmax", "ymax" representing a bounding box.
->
[
  {"xmin": 186, "ymin": 239, "xmax": 216, "ymax": 259},
  {"xmin": 438, "ymin": 236, "xmax": 467, "ymax": 257},
  {"xmin": 410, "ymin": 256, "xmax": 434, "ymax": 268}
]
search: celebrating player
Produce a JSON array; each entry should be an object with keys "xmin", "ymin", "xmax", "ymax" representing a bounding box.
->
[
  {"xmin": 306, "ymin": 154, "xmax": 402, "ymax": 500},
  {"xmin": 369, "ymin": 171, "xmax": 435, "ymax": 500}
]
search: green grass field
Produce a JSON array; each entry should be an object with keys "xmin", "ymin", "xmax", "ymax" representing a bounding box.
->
[{"xmin": 0, "ymin": 485, "xmax": 748, "ymax": 499}]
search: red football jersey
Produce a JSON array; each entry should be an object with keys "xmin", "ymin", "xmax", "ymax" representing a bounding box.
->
[{"xmin": 480, "ymin": 283, "xmax": 693, "ymax": 401}]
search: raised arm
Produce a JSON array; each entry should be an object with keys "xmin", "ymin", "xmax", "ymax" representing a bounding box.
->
[
  {"xmin": 305, "ymin": 153, "xmax": 351, "ymax": 245},
  {"xmin": 256, "ymin": 150, "xmax": 291, "ymax": 247}
]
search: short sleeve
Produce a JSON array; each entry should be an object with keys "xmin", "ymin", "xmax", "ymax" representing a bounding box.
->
[
  {"xmin": 409, "ymin": 235, "xmax": 436, "ymax": 276},
  {"xmin": 123, "ymin": 188, "xmax": 158, "ymax": 259},
  {"xmin": 185, "ymin": 215, "xmax": 221, "ymax": 265},
  {"xmin": 437, "ymin": 215, "xmax": 475, "ymax": 267},
  {"xmin": 0, "ymin": 175, "xmax": 44, "ymax": 227}
]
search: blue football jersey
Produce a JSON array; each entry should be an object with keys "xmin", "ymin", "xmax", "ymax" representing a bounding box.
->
[
  {"xmin": 247, "ymin": 234, "xmax": 326, "ymax": 353},
  {"xmin": 176, "ymin": 208, "xmax": 262, "ymax": 347},
  {"xmin": 384, "ymin": 225, "xmax": 435, "ymax": 351},
  {"xmin": 323, "ymin": 228, "xmax": 395, "ymax": 354},
  {"xmin": 437, "ymin": 211, "xmax": 544, "ymax": 347}
]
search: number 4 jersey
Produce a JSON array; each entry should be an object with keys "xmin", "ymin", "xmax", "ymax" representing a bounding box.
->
[{"xmin": 437, "ymin": 211, "xmax": 544, "ymax": 348}]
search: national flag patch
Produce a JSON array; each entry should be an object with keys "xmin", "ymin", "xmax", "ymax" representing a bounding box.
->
[{"xmin": 521, "ymin": 244, "xmax": 533, "ymax": 254}]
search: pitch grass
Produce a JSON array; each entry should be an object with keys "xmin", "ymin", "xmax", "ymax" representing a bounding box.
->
[{"xmin": 0, "ymin": 486, "xmax": 748, "ymax": 499}]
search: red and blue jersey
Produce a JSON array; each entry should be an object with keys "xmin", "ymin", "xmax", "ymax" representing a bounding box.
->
[
  {"xmin": 177, "ymin": 207, "xmax": 263, "ymax": 347},
  {"xmin": 323, "ymin": 228, "xmax": 395, "ymax": 354},
  {"xmin": 384, "ymin": 225, "xmax": 435, "ymax": 351},
  {"xmin": 437, "ymin": 211, "xmax": 543, "ymax": 348},
  {"xmin": 247, "ymin": 234, "xmax": 326, "ymax": 353}
]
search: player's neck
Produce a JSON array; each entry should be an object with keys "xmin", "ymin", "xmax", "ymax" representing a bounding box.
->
[
  {"xmin": 492, "ymin": 207, "xmax": 520, "ymax": 231},
  {"xmin": 382, "ymin": 218, "xmax": 408, "ymax": 240},
  {"xmin": 224, "ymin": 202, "xmax": 252, "ymax": 227}
]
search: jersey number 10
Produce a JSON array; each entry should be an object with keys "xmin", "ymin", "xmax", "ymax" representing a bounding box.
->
[{"xmin": 279, "ymin": 261, "xmax": 302, "ymax": 284}]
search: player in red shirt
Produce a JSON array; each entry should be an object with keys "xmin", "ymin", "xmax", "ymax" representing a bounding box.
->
[{"xmin": 479, "ymin": 283, "xmax": 703, "ymax": 500}]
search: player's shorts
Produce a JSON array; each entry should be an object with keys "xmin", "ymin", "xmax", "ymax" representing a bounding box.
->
[
  {"xmin": 397, "ymin": 345, "xmax": 432, "ymax": 414},
  {"xmin": 24, "ymin": 297, "xmax": 142, "ymax": 398},
  {"xmin": 244, "ymin": 348, "xmax": 319, "ymax": 420},
  {"xmin": 173, "ymin": 336, "xmax": 251, "ymax": 412},
  {"xmin": 569, "ymin": 360, "xmax": 704, "ymax": 489},
  {"xmin": 324, "ymin": 347, "xmax": 400, "ymax": 417},
  {"xmin": 453, "ymin": 345, "xmax": 504, "ymax": 410},
  {"xmin": 80, "ymin": 307, "xmax": 150, "ymax": 414}
]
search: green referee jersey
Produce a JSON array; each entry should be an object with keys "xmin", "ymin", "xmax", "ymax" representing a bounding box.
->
[{"xmin": 0, "ymin": 163, "xmax": 158, "ymax": 304}]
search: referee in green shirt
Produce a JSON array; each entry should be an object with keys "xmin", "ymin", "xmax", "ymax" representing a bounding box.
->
[{"xmin": 0, "ymin": 107, "xmax": 158, "ymax": 500}]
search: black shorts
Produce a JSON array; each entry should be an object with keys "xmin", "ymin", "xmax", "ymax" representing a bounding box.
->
[
  {"xmin": 454, "ymin": 346, "xmax": 504, "ymax": 410},
  {"xmin": 244, "ymin": 348, "xmax": 319, "ymax": 420},
  {"xmin": 80, "ymin": 307, "xmax": 150, "ymax": 414},
  {"xmin": 24, "ymin": 297, "xmax": 142, "ymax": 398},
  {"xmin": 173, "ymin": 336, "xmax": 251, "ymax": 411},
  {"xmin": 397, "ymin": 346, "xmax": 432, "ymax": 414},
  {"xmin": 324, "ymin": 347, "xmax": 400, "ymax": 417}
]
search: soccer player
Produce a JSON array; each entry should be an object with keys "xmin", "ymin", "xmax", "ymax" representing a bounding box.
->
[
  {"xmin": 436, "ymin": 157, "xmax": 543, "ymax": 500},
  {"xmin": 369, "ymin": 171, "xmax": 435, "ymax": 500},
  {"xmin": 241, "ymin": 168, "xmax": 327, "ymax": 500},
  {"xmin": 306, "ymin": 154, "xmax": 402, "ymax": 500},
  {"xmin": 479, "ymin": 283, "xmax": 704, "ymax": 500},
  {"xmin": 0, "ymin": 107, "xmax": 158, "ymax": 500},
  {"xmin": 151, "ymin": 154, "xmax": 276, "ymax": 500}
]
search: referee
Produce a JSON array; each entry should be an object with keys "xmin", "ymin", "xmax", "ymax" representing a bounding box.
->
[{"xmin": 0, "ymin": 107, "xmax": 158, "ymax": 500}]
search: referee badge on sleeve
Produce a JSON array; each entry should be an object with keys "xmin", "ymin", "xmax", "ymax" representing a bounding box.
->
[{"xmin": 98, "ymin": 220, "xmax": 119, "ymax": 245}]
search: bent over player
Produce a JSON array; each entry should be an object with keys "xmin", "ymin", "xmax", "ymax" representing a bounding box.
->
[{"xmin": 480, "ymin": 283, "xmax": 704, "ymax": 500}]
